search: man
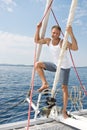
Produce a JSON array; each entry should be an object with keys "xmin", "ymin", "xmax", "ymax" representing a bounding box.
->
[{"xmin": 34, "ymin": 22, "xmax": 78, "ymax": 118}]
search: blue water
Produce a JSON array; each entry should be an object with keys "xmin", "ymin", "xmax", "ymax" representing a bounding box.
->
[{"xmin": 0, "ymin": 64, "xmax": 87, "ymax": 125}]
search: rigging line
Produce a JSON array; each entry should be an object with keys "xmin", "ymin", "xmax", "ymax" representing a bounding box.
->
[
  {"xmin": 51, "ymin": 8, "xmax": 87, "ymax": 96},
  {"xmin": 51, "ymin": 8, "xmax": 64, "ymax": 37},
  {"xmin": 69, "ymin": 50, "xmax": 87, "ymax": 96},
  {"xmin": 27, "ymin": 44, "xmax": 37, "ymax": 130},
  {"xmin": 27, "ymin": 1, "xmax": 54, "ymax": 130},
  {"xmin": 40, "ymin": 0, "xmax": 54, "ymax": 23}
]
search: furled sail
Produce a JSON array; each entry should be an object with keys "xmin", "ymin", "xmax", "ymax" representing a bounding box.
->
[{"xmin": 36, "ymin": 0, "xmax": 53, "ymax": 61}]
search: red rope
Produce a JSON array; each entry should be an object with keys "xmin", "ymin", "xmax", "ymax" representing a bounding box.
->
[
  {"xmin": 26, "ymin": 44, "xmax": 37, "ymax": 130},
  {"xmin": 69, "ymin": 50, "xmax": 87, "ymax": 96},
  {"xmin": 51, "ymin": 9, "xmax": 64, "ymax": 37},
  {"xmin": 41, "ymin": 0, "xmax": 54, "ymax": 23},
  {"xmin": 51, "ymin": 8, "xmax": 87, "ymax": 96},
  {"xmin": 26, "ymin": 1, "xmax": 54, "ymax": 130}
]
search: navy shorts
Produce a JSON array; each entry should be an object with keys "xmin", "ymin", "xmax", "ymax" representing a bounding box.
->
[{"xmin": 43, "ymin": 62, "xmax": 70, "ymax": 86}]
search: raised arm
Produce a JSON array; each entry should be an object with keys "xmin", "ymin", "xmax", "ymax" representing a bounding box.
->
[
  {"xmin": 34, "ymin": 22, "xmax": 50, "ymax": 44},
  {"xmin": 34, "ymin": 22, "xmax": 42, "ymax": 43},
  {"xmin": 67, "ymin": 26, "xmax": 78, "ymax": 51}
]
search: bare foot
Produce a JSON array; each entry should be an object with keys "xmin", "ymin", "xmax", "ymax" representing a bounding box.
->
[
  {"xmin": 38, "ymin": 83, "xmax": 49, "ymax": 92},
  {"xmin": 62, "ymin": 111, "xmax": 69, "ymax": 119}
]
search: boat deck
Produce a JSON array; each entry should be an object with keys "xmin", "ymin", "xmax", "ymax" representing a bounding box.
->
[
  {"xmin": 19, "ymin": 121, "xmax": 77, "ymax": 130},
  {"xmin": 1, "ymin": 109, "xmax": 87, "ymax": 130},
  {"xmin": 0, "ymin": 120, "xmax": 77, "ymax": 130}
]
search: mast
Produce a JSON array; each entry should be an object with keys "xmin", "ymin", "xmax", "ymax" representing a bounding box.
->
[
  {"xmin": 51, "ymin": 0, "xmax": 78, "ymax": 97},
  {"xmin": 36, "ymin": 0, "xmax": 53, "ymax": 61}
]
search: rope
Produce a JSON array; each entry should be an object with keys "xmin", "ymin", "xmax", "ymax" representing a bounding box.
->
[
  {"xmin": 41, "ymin": 0, "xmax": 54, "ymax": 23},
  {"xmin": 26, "ymin": 44, "xmax": 37, "ymax": 130},
  {"xmin": 26, "ymin": 1, "xmax": 54, "ymax": 130},
  {"xmin": 69, "ymin": 50, "xmax": 87, "ymax": 96},
  {"xmin": 51, "ymin": 9, "xmax": 64, "ymax": 37},
  {"xmin": 51, "ymin": 8, "xmax": 87, "ymax": 96}
]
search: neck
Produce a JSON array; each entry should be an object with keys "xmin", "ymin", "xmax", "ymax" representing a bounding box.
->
[{"xmin": 52, "ymin": 38, "xmax": 60, "ymax": 45}]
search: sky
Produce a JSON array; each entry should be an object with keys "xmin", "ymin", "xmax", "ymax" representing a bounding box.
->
[{"xmin": 0, "ymin": 0, "xmax": 87, "ymax": 67}]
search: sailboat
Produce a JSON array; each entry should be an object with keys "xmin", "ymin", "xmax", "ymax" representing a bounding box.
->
[{"xmin": 0, "ymin": 0, "xmax": 87, "ymax": 130}]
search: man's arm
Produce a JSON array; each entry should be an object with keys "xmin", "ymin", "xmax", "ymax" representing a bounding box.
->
[
  {"xmin": 67, "ymin": 26, "xmax": 78, "ymax": 51},
  {"xmin": 34, "ymin": 22, "xmax": 50, "ymax": 44}
]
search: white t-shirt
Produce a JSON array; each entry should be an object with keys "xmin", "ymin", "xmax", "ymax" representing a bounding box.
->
[{"xmin": 49, "ymin": 40, "xmax": 71, "ymax": 69}]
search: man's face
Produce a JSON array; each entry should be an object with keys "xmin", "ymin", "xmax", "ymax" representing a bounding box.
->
[{"xmin": 51, "ymin": 28, "xmax": 61, "ymax": 40}]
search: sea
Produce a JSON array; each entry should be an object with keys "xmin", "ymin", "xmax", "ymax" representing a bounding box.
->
[{"xmin": 0, "ymin": 64, "xmax": 87, "ymax": 125}]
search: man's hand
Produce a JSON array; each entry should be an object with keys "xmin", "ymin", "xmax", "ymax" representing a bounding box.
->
[
  {"xmin": 37, "ymin": 22, "xmax": 42, "ymax": 29},
  {"xmin": 66, "ymin": 25, "xmax": 73, "ymax": 35}
]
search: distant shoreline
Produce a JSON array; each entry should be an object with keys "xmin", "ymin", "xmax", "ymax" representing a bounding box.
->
[
  {"xmin": 0, "ymin": 63, "xmax": 87, "ymax": 68},
  {"xmin": 0, "ymin": 63, "xmax": 33, "ymax": 67}
]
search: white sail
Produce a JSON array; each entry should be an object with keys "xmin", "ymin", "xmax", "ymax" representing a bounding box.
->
[
  {"xmin": 51, "ymin": 0, "xmax": 78, "ymax": 97},
  {"xmin": 36, "ymin": 0, "xmax": 53, "ymax": 61}
]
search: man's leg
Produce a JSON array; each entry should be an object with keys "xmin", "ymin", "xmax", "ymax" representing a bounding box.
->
[
  {"xmin": 62, "ymin": 85, "xmax": 68, "ymax": 118},
  {"xmin": 60, "ymin": 68, "xmax": 70, "ymax": 118},
  {"xmin": 35, "ymin": 62, "xmax": 48, "ymax": 92}
]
